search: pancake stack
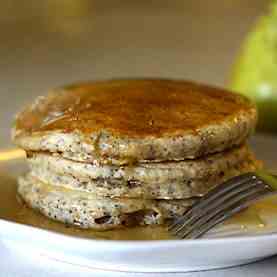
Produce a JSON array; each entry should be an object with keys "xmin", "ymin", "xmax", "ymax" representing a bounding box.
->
[{"xmin": 12, "ymin": 79, "xmax": 260, "ymax": 230}]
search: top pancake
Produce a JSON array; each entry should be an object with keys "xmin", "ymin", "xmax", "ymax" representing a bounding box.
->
[{"xmin": 13, "ymin": 79, "xmax": 257, "ymax": 164}]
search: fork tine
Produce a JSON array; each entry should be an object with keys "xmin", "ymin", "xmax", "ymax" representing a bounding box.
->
[
  {"xmin": 185, "ymin": 190, "xmax": 276, "ymax": 239},
  {"xmin": 169, "ymin": 173, "xmax": 256, "ymax": 231},
  {"xmin": 177, "ymin": 184, "xmax": 269, "ymax": 238},
  {"xmin": 175, "ymin": 183, "xmax": 269, "ymax": 238},
  {"xmin": 169, "ymin": 176, "xmax": 265, "ymax": 233},
  {"xmin": 171, "ymin": 178, "xmax": 265, "ymax": 235}
]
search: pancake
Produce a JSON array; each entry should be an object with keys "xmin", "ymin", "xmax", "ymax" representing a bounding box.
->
[
  {"xmin": 27, "ymin": 145, "xmax": 261, "ymax": 199},
  {"xmin": 18, "ymin": 174, "xmax": 194, "ymax": 230},
  {"xmin": 13, "ymin": 79, "xmax": 257, "ymax": 165},
  {"xmin": 13, "ymin": 79, "xmax": 260, "ymax": 231}
]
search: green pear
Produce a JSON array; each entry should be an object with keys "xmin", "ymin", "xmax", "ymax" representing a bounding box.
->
[{"xmin": 230, "ymin": 1, "xmax": 277, "ymax": 132}]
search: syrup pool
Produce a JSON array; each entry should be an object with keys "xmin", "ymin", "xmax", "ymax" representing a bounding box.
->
[{"xmin": 1, "ymin": 149, "xmax": 277, "ymax": 240}]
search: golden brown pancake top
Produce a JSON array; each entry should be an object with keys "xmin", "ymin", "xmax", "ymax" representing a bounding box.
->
[{"xmin": 15, "ymin": 79, "xmax": 255, "ymax": 138}]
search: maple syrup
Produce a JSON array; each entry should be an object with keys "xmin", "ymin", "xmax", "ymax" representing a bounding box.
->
[
  {"xmin": 15, "ymin": 79, "xmax": 254, "ymax": 137},
  {"xmin": 0, "ymin": 173, "xmax": 173, "ymax": 240},
  {"xmin": 0, "ymin": 149, "xmax": 275, "ymax": 240},
  {"xmin": 1, "ymin": 172, "xmax": 277, "ymax": 240}
]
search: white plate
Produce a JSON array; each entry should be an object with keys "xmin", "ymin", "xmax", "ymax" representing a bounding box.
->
[
  {"xmin": 3, "ymin": 220, "xmax": 277, "ymax": 273},
  {"xmin": 0, "ymin": 134, "xmax": 276, "ymax": 273}
]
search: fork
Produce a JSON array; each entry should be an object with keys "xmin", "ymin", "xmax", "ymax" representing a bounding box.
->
[{"xmin": 168, "ymin": 172, "xmax": 277, "ymax": 239}]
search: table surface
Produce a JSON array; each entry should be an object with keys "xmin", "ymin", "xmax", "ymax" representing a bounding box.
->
[{"xmin": 1, "ymin": 0, "xmax": 277, "ymax": 276}]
